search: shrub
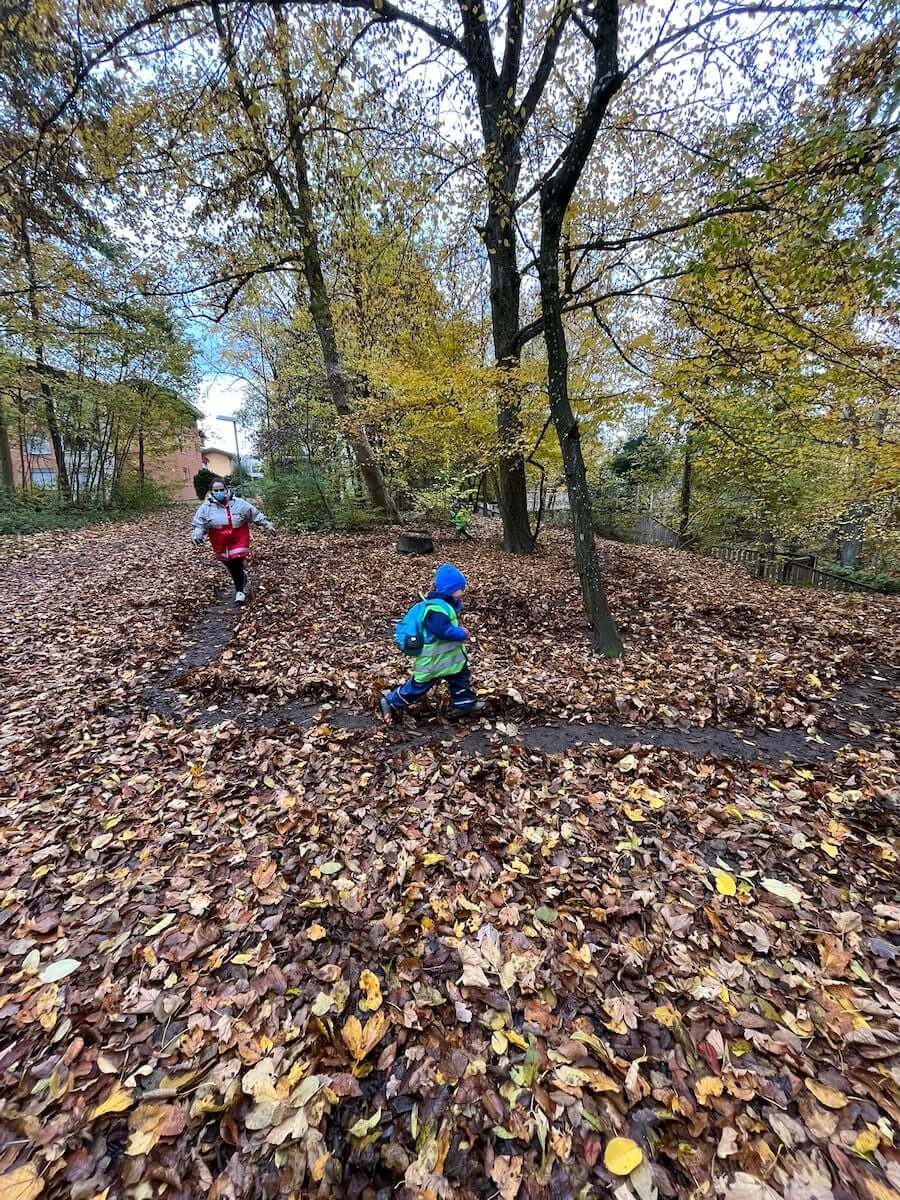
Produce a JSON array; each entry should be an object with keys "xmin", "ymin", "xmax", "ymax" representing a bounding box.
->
[
  {"xmin": 193, "ymin": 467, "xmax": 216, "ymax": 499},
  {"xmin": 111, "ymin": 476, "xmax": 170, "ymax": 512},
  {"xmin": 824, "ymin": 563, "xmax": 900, "ymax": 594},
  {"xmin": 0, "ymin": 493, "xmax": 130, "ymax": 536},
  {"xmin": 260, "ymin": 467, "xmax": 387, "ymax": 532}
]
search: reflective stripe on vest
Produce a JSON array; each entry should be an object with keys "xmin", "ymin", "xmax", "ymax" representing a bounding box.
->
[{"xmin": 413, "ymin": 600, "xmax": 467, "ymax": 681}]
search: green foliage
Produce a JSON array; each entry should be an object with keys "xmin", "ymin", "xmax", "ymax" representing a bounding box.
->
[
  {"xmin": 259, "ymin": 466, "xmax": 384, "ymax": 533},
  {"xmin": 823, "ymin": 563, "xmax": 900, "ymax": 595},
  {"xmin": 225, "ymin": 465, "xmax": 254, "ymax": 495},
  {"xmin": 110, "ymin": 475, "xmax": 170, "ymax": 512},
  {"xmin": 610, "ymin": 435, "xmax": 670, "ymax": 485},
  {"xmin": 0, "ymin": 495, "xmax": 132, "ymax": 536}
]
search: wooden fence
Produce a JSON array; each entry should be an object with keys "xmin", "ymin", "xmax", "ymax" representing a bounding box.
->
[
  {"xmin": 482, "ymin": 502, "xmax": 884, "ymax": 596},
  {"xmin": 707, "ymin": 545, "xmax": 881, "ymax": 594}
]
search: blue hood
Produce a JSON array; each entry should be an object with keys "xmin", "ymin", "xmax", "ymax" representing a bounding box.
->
[{"xmin": 433, "ymin": 562, "xmax": 466, "ymax": 597}]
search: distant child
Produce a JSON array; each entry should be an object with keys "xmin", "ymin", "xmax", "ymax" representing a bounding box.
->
[
  {"xmin": 452, "ymin": 506, "xmax": 473, "ymax": 540},
  {"xmin": 381, "ymin": 562, "xmax": 484, "ymax": 720}
]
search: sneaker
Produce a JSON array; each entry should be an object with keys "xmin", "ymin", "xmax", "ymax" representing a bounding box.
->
[
  {"xmin": 380, "ymin": 693, "xmax": 397, "ymax": 723},
  {"xmin": 234, "ymin": 591, "xmax": 246, "ymax": 604}
]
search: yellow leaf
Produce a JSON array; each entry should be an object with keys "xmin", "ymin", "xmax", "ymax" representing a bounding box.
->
[
  {"xmin": 422, "ymin": 852, "xmax": 445, "ymax": 866},
  {"xmin": 695, "ymin": 1075, "xmax": 724, "ymax": 1105},
  {"xmin": 853, "ymin": 1128, "xmax": 880, "ymax": 1157},
  {"xmin": 491, "ymin": 1030, "xmax": 508, "ymax": 1055},
  {"xmin": 341, "ymin": 1016, "xmax": 363, "ymax": 1059},
  {"xmin": 359, "ymin": 970, "xmax": 382, "ymax": 1012},
  {"xmin": 804, "ymin": 1078, "xmax": 848, "ymax": 1109},
  {"xmin": 821, "ymin": 841, "xmax": 839, "ymax": 858},
  {"xmin": 310, "ymin": 1153, "xmax": 330, "ymax": 1182},
  {"xmin": 0, "ymin": 1164, "xmax": 44, "ymax": 1200},
  {"xmin": 342, "ymin": 1011, "xmax": 389, "ymax": 1062},
  {"xmin": 623, "ymin": 805, "xmax": 644, "ymax": 822},
  {"xmin": 307, "ymin": 924, "xmax": 327, "ymax": 941},
  {"xmin": 604, "ymin": 1136, "xmax": 643, "ymax": 1176},
  {"xmin": 90, "ymin": 1084, "xmax": 134, "ymax": 1120},
  {"xmin": 714, "ymin": 870, "xmax": 736, "ymax": 896},
  {"xmin": 861, "ymin": 1179, "xmax": 900, "ymax": 1200},
  {"xmin": 653, "ymin": 1004, "xmax": 679, "ymax": 1028}
]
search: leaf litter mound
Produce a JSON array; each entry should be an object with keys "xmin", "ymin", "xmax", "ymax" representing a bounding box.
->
[{"xmin": 1, "ymin": 512, "xmax": 899, "ymax": 1200}]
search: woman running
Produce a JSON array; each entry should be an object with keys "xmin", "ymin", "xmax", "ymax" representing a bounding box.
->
[{"xmin": 191, "ymin": 478, "xmax": 275, "ymax": 603}]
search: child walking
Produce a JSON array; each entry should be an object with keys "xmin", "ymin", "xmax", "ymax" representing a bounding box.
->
[{"xmin": 381, "ymin": 563, "xmax": 484, "ymax": 720}]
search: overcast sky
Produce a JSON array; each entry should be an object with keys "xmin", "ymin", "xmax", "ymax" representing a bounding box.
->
[{"xmin": 197, "ymin": 374, "xmax": 255, "ymax": 456}]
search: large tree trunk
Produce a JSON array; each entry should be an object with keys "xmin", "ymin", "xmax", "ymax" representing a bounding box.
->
[
  {"xmin": 537, "ymin": 211, "xmax": 623, "ymax": 658},
  {"xmin": 486, "ymin": 231, "xmax": 532, "ymax": 554}
]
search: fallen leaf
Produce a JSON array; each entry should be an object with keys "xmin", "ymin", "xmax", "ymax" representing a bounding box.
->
[
  {"xmin": 714, "ymin": 869, "xmax": 736, "ymax": 896},
  {"xmin": 604, "ymin": 1136, "xmax": 643, "ymax": 1176},
  {"xmin": 804, "ymin": 1078, "xmax": 848, "ymax": 1109},
  {"xmin": 0, "ymin": 1164, "xmax": 44, "ymax": 1200},
  {"xmin": 89, "ymin": 1084, "xmax": 134, "ymax": 1120},
  {"xmin": 348, "ymin": 1108, "xmax": 381, "ymax": 1138},
  {"xmin": 490, "ymin": 1154, "xmax": 523, "ymax": 1200},
  {"xmin": 695, "ymin": 1075, "xmax": 724, "ymax": 1105},
  {"xmin": 38, "ymin": 958, "xmax": 80, "ymax": 983},
  {"xmin": 358, "ymin": 969, "xmax": 382, "ymax": 1012},
  {"xmin": 761, "ymin": 878, "xmax": 803, "ymax": 905}
]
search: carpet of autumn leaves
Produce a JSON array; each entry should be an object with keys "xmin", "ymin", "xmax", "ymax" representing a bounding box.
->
[{"xmin": 1, "ymin": 510, "xmax": 899, "ymax": 1200}]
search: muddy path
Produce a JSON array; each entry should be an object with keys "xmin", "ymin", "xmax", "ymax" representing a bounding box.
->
[{"xmin": 141, "ymin": 589, "xmax": 899, "ymax": 766}]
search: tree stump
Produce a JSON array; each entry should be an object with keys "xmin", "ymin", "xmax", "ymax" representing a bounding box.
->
[{"xmin": 397, "ymin": 530, "xmax": 433, "ymax": 555}]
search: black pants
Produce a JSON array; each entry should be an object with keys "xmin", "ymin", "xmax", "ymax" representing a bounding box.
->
[{"xmin": 223, "ymin": 558, "xmax": 246, "ymax": 592}]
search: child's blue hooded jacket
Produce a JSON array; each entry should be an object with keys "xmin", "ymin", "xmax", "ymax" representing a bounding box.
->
[{"xmin": 424, "ymin": 563, "xmax": 468, "ymax": 643}]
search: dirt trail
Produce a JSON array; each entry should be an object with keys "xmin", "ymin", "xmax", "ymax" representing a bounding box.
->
[{"xmin": 144, "ymin": 589, "xmax": 899, "ymax": 765}]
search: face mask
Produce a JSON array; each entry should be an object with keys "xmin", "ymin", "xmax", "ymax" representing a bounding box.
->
[{"xmin": 212, "ymin": 490, "xmax": 227, "ymax": 503}]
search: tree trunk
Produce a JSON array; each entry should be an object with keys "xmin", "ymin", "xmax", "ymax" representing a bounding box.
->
[
  {"xmin": 291, "ymin": 134, "xmax": 398, "ymax": 519},
  {"xmin": 20, "ymin": 218, "xmax": 72, "ymax": 502},
  {"xmin": 216, "ymin": 2, "xmax": 398, "ymax": 520},
  {"xmin": 677, "ymin": 430, "xmax": 693, "ymax": 548},
  {"xmin": 0, "ymin": 404, "xmax": 14, "ymax": 492},
  {"xmin": 537, "ymin": 209, "xmax": 623, "ymax": 658},
  {"xmin": 486, "ymin": 232, "xmax": 532, "ymax": 553}
]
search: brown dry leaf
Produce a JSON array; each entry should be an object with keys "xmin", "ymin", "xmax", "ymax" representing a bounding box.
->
[
  {"xmin": 804, "ymin": 1078, "xmax": 849, "ymax": 1109},
  {"xmin": 125, "ymin": 1103, "xmax": 185, "ymax": 1156},
  {"xmin": 252, "ymin": 860, "xmax": 277, "ymax": 890},
  {"xmin": 490, "ymin": 1154, "xmax": 523, "ymax": 1200}
]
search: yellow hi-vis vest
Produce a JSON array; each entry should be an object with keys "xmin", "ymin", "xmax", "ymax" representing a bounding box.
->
[{"xmin": 412, "ymin": 599, "xmax": 468, "ymax": 682}]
